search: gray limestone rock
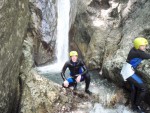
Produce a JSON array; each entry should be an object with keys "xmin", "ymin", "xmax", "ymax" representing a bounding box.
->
[
  {"xmin": 0, "ymin": 0, "xmax": 30, "ymax": 112},
  {"xmin": 27, "ymin": 0, "xmax": 57, "ymax": 65},
  {"xmin": 71, "ymin": 0, "xmax": 150, "ymax": 86}
]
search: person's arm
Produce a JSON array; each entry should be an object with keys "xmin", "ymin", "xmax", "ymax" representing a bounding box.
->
[
  {"xmin": 80, "ymin": 60, "xmax": 88, "ymax": 76},
  {"xmin": 61, "ymin": 62, "xmax": 68, "ymax": 81},
  {"xmin": 139, "ymin": 51, "xmax": 150, "ymax": 59}
]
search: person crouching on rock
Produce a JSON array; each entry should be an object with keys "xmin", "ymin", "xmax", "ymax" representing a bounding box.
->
[
  {"xmin": 61, "ymin": 51, "xmax": 92, "ymax": 95},
  {"xmin": 121, "ymin": 37, "xmax": 150, "ymax": 112}
]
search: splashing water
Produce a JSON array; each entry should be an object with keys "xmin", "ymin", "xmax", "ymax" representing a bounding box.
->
[
  {"xmin": 90, "ymin": 104, "xmax": 133, "ymax": 113},
  {"xmin": 37, "ymin": 0, "xmax": 70, "ymax": 73}
]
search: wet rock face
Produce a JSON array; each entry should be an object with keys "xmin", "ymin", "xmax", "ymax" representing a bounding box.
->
[
  {"xmin": 70, "ymin": 0, "xmax": 150, "ymax": 108},
  {"xmin": 70, "ymin": 0, "xmax": 78, "ymax": 28},
  {"xmin": 70, "ymin": 0, "xmax": 123, "ymax": 68},
  {"xmin": 0, "ymin": 0, "xmax": 29, "ymax": 112},
  {"xmin": 71, "ymin": 0, "xmax": 150, "ymax": 83},
  {"xmin": 27, "ymin": 0, "xmax": 57, "ymax": 66},
  {"xmin": 71, "ymin": 0, "xmax": 150, "ymax": 107},
  {"xmin": 102, "ymin": 0, "xmax": 150, "ymax": 86}
]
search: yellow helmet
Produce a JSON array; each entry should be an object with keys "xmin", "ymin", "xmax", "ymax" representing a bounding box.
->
[
  {"xmin": 69, "ymin": 51, "xmax": 78, "ymax": 57},
  {"xmin": 133, "ymin": 37, "xmax": 148, "ymax": 49}
]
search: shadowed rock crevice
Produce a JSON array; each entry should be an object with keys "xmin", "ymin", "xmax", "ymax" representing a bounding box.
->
[{"xmin": 89, "ymin": 0, "xmax": 110, "ymax": 9}]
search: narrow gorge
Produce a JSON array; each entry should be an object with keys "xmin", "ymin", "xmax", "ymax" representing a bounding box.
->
[{"xmin": 0, "ymin": 0, "xmax": 150, "ymax": 113}]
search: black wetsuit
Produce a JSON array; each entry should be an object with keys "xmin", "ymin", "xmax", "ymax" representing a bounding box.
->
[
  {"xmin": 126, "ymin": 47, "xmax": 150, "ymax": 109},
  {"xmin": 61, "ymin": 59, "xmax": 90, "ymax": 91}
]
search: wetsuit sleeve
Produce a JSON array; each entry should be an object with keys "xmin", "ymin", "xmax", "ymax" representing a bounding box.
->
[
  {"xmin": 139, "ymin": 51, "xmax": 150, "ymax": 59},
  {"xmin": 61, "ymin": 62, "xmax": 68, "ymax": 81},
  {"xmin": 80, "ymin": 60, "xmax": 88, "ymax": 76}
]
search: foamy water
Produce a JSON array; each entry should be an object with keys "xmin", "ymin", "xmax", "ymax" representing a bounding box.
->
[
  {"xmin": 37, "ymin": 62, "xmax": 64, "ymax": 73},
  {"xmin": 90, "ymin": 104, "xmax": 133, "ymax": 113}
]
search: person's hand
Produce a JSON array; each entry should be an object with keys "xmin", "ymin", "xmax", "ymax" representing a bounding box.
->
[
  {"xmin": 76, "ymin": 75, "xmax": 81, "ymax": 83},
  {"xmin": 64, "ymin": 80, "xmax": 69, "ymax": 87}
]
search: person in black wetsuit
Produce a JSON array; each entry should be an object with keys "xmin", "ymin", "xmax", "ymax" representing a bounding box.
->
[
  {"xmin": 125, "ymin": 37, "xmax": 150, "ymax": 111},
  {"xmin": 61, "ymin": 51, "xmax": 92, "ymax": 95}
]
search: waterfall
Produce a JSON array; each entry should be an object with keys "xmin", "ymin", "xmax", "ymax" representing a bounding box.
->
[
  {"xmin": 37, "ymin": 0, "xmax": 70, "ymax": 73},
  {"xmin": 56, "ymin": 0, "xmax": 70, "ymax": 64}
]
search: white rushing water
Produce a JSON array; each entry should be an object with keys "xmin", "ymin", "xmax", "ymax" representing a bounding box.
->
[
  {"xmin": 37, "ymin": 0, "xmax": 70, "ymax": 73},
  {"xmin": 90, "ymin": 104, "xmax": 132, "ymax": 113},
  {"xmin": 56, "ymin": 0, "xmax": 70, "ymax": 64}
]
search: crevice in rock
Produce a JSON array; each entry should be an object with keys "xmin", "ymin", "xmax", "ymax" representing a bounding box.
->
[
  {"xmin": 14, "ymin": 76, "xmax": 23, "ymax": 113},
  {"xmin": 69, "ymin": 26, "xmax": 84, "ymax": 60},
  {"xmin": 100, "ymin": 27, "xmax": 113, "ymax": 73},
  {"xmin": 9, "ymin": 75, "xmax": 23, "ymax": 113},
  {"xmin": 89, "ymin": 0, "xmax": 110, "ymax": 9}
]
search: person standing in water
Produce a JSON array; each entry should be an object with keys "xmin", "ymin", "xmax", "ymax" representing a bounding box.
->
[{"xmin": 61, "ymin": 51, "xmax": 92, "ymax": 95}]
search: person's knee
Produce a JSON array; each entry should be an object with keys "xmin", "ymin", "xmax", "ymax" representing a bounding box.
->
[{"xmin": 62, "ymin": 81, "xmax": 69, "ymax": 88}]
